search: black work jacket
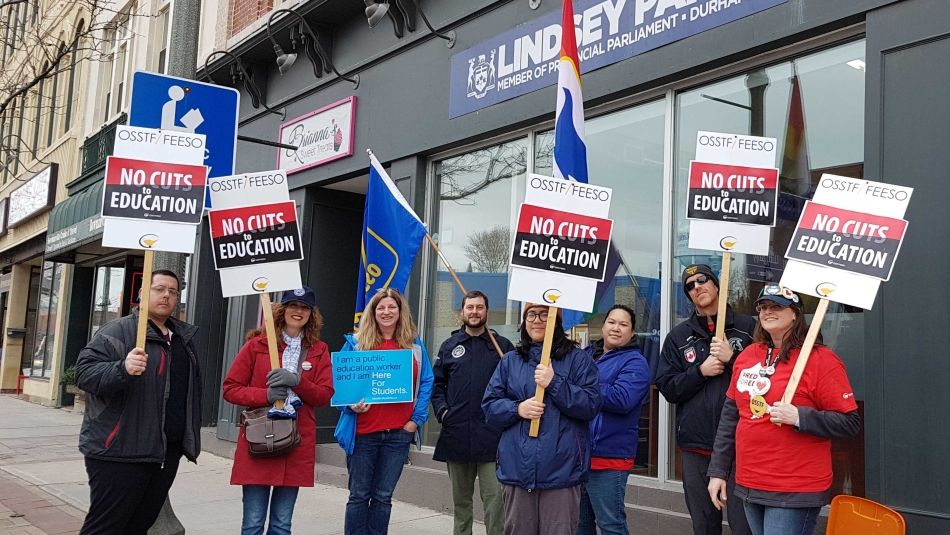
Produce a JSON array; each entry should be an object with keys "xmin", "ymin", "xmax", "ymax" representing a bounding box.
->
[
  {"xmin": 76, "ymin": 311, "xmax": 202, "ymax": 463},
  {"xmin": 431, "ymin": 328, "xmax": 514, "ymax": 463},
  {"xmin": 653, "ymin": 308, "xmax": 755, "ymax": 451}
]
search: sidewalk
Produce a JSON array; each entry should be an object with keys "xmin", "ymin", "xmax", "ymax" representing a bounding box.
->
[{"xmin": 0, "ymin": 395, "xmax": 480, "ymax": 534}]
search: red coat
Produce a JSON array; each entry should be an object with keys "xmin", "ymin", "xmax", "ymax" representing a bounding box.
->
[{"xmin": 222, "ymin": 334, "xmax": 334, "ymax": 487}]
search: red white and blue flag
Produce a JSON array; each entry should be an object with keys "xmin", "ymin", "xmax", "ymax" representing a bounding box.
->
[
  {"xmin": 553, "ymin": 0, "xmax": 588, "ymax": 184},
  {"xmin": 554, "ymin": 0, "xmax": 590, "ymax": 329}
]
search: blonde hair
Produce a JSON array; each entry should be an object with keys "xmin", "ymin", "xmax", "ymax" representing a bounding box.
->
[{"xmin": 356, "ymin": 288, "xmax": 417, "ymax": 350}]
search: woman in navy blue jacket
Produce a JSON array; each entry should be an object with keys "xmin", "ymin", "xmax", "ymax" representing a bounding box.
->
[
  {"xmin": 482, "ymin": 303, "xmax": 601, "ymax": 535},
  {"xmin": 578, "ymin": 304, "xmax": 651, "ymax": 535}
]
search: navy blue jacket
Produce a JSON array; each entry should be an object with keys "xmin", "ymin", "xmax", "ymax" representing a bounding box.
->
[
  {"xmin": 585, "ymin": 339, "xmax": 651, "ymax": 460},
  {"xmin": 482, "ymin": 343, "xmax": 601, "ymax": 490},
  {"xmin": 431, "ymin": 328, "xmax": 514, "ymax": 463},
  {"xmin": 653, "ymin": 308, "xmax": 755, "ymax": 451}
]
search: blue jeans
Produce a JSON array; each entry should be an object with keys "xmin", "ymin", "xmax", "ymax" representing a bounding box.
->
[
  {"xmin": 241, "ymin": 485, "xmax": 300, "ymax": 535},
  {"xmin": 742, "ymin": 501, "xmax": 820, "ymax": 535},
  {"xmin": 344, "ymin": 430, "xmax": 413, "ymax": 535},
  {"xmin": 577, "ymin": 470, "xmax": 629, "ymax": 535}
]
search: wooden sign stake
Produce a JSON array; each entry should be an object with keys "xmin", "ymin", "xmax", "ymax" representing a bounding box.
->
[
  {"xmin": 528, "ymin": 306, "xmax": 559, "ymax": 438},
  {"xmin": 781, "ymin": 298, "xmax": 830, "ymax": 404},
  {"xmin": 135, "ymin": 250, "xmax": 154, "ymax": 350},
  {"xmin": 260, "ymin": 292, "xmax": 285, "ymax": 410},
  {"xmin": 714, "ymin": 251, "xmax": 732, "ymax": 340}
]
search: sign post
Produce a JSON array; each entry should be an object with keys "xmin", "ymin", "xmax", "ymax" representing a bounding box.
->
[
  {"xmin": 686, "ymin": 131, "xmax": 780, "ymax": 338},
  {"xmin": 507, "ymin": 175, "xmax": 613, "ymax": 437},
  {"xmin": 208, "ymin": 170, "xmax": 305, "ymax": 408},
  {"xmin": 101, "ymin": 125, "xmax": 208, "ymax": 350},
  {"xmin": 779, "ymin": 174, "xmax": 913, "ymax": 401}
]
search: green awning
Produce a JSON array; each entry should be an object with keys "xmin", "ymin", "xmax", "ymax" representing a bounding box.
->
[{"xmin": 45, "ymin": 180, "xmax": 105, "ymax": 259}]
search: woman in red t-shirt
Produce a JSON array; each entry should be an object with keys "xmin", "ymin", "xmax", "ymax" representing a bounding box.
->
[
  {"xmin": 339, "ymin": 288, "xmax": 434, "ymax": 535},
  {"xmin": 707, "ymin": 285, "xmax": 861, "ymax": 535}
]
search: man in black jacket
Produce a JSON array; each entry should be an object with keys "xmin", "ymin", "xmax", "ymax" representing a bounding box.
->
[
  {"xmin": 654, "ymin": 264, "xmax": 754, "ymax": 535},
  {"xmin": 76, "ymin": 269, "xmax": 201, "ymax": 535},
  {"xmin": 431, "ymin": 290, "xmax": 514, "ymax": 535}
]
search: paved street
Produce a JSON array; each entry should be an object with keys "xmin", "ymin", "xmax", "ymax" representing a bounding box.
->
[{"xmin": 0, "ymin": 395, "xmax": 479, "ymax": 534}]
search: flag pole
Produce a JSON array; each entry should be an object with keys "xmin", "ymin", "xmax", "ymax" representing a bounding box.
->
[{"xmin": 424, "ymin": 234, "xmax": 506, "ymax": 358}]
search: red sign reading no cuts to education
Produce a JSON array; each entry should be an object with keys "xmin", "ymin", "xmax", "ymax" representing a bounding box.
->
[
  {"xmin": 785, "ymin": 201, "xmax": 908, "ymax": 280},
  {"xmin": 510, "ymin": 204, "xmax": 613, "ymax": 281},
  {"xmin": 208, "ymin": 201, "xmax": 303, "ymax": 269},
  {"xmin": 102, "ymin": 156, "xmax": 208, "ymax": 224},
  {"xmin": 686, "ymin": 161, "xmax": 779, "ymax": 226}
]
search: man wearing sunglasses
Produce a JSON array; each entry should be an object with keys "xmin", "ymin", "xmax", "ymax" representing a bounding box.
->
[{"xmin": 654, "ymin": 264, "xmax": 754, "ymax": 535}]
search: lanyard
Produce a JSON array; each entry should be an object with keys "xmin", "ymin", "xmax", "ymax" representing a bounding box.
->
[{"xmin": 761, "ymin": 346, "xmax": 779, "ymax": 377}]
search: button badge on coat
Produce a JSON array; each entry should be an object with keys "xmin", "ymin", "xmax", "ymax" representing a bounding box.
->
[{"xmin": 301, "ymin": 361, "xmax": 312, "ymax": 371}]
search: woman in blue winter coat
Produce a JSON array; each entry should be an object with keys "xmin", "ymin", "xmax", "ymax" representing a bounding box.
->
[
  {"xmin": 577, "ymin": 304, "xmax": 651, "ymax": 535},
  {"xmin": 482, "ymin": 303, "xmax": 601, "ymax": 535}
]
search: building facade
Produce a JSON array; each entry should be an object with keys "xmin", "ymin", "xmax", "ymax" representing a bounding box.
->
[{"xmin": 163, "ymin": 0, "xmax": 950, "ymax": 532}]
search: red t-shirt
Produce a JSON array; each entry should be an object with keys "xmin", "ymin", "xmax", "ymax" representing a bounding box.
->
[
  {"xmin": 727, "ymin": 343, "xmax": 858, "ymax": 493},
  {"xmin": 356, "ymin": 339, "xmax": 420, "ymax": 435},
  {"xmin": 590, "ymin": 457, "xmax": 634, "ymax": 471}
]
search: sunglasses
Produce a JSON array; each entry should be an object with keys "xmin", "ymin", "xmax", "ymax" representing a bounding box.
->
[{"xmin": 685, "ymin": 275, "xmax": 711, "ymax": 292}]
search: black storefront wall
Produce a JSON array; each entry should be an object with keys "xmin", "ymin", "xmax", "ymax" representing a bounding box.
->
[
  {"xmin": 864, "ymin": 0, "xmax": 950, "ymax": 531},
  {"xmin": 197, "ymin": 0, "xmax": 950, "ymax": 531}
]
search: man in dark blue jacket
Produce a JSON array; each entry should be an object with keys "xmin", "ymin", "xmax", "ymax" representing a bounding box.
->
[
  {"xmin": 654, "ymin": 264, "xmax": 753, "ymax": 535},
  {"xmin": 76, "ymin": 270, "xmax": 201, "ymax": 535},
  {"xmin": 432, "ymin": 290, "xmax": 514, "ymax": 535}
]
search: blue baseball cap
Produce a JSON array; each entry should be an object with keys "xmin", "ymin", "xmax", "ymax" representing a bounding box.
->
[{"xmin": 281, "ymin": 287, "xmax": 317, "ymax": 309}]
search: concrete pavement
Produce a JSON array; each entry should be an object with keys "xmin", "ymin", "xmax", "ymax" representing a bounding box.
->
[{"xmin": 0, "ymin": 394, "xmax": 483, "ymax": 534}]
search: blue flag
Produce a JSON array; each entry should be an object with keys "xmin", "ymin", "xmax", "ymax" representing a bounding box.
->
[{"xmin": 353, "ymin": 153, "xmax": 427, "ymax": 329}]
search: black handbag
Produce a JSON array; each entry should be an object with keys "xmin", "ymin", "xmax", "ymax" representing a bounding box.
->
[{"xmin": 241, "ymin": 406, "xmax": 301, "ymax": 458}]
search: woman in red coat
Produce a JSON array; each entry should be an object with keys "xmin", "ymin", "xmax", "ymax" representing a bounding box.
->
[{"xmin": 223, "ymin": 287, "xmax": 334, "ymax": 535}]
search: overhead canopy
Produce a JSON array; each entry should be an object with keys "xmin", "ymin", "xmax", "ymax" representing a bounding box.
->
[{"xmin": 45, "ymin": 181, "xmax": 104, "ymax": 261}]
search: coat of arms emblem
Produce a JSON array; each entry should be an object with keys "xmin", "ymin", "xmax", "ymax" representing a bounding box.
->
[{"xmin": 467, "ymin": 51, "xmax": 496, "ymax": 99}]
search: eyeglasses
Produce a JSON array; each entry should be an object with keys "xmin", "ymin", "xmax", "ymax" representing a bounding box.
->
[
  {"xmin": 755, "ymin": 302, "xmax": 787, "ymax": 313},
  {"xmin": 525, "ymin": 311, "xmax": 549, "ymax": 322},
  {"xmin": 684, "ymin": 275, "xmax": 711, "ymax": 292},
  {"xmin": 150, "ymin": 285, "xmax": 180, "ymax": 297}
]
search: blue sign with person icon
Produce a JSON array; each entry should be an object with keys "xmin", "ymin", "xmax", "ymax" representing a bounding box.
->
[{"xmin": 128, "ymin": 71, "xmax": 240, "ymax": 208}]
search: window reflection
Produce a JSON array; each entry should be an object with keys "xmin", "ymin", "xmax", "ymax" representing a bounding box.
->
[
  {"xmin": 90, "ymin": 265, "xmax": 125, "ymax": 337},
  {"xmin": 536, "ymin": 99, "xmax": 666, "ymax": 478},
  {"xmin": 672, "ymin": 40, "xmax": 866, "ymax": 494},
  {"xmin": 428, "ymin": 139, "xmax": 528, "ymax": 446}
]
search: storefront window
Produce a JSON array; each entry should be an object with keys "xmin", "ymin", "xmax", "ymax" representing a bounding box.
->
[
  {"xmin": 90, "ymin": 265, "xmax": 125, "ymax": 337},
  {"xmin": 29, "ymin": 262, "xmax": 62, "ymax": 377},
  {"xmin": 671, "ymin": 39, "xmax": 866, "ymax": 493},
  {"xmin": 534, "ymin": 100, "xmax": 667, "ymax": 477},
  {"xmin": 21, "ymin": 265, "xmax": 40, "ymax": 376},
  {"xmin": 426, "ymin": 138, "xmax": 528, "ymax": 445}
]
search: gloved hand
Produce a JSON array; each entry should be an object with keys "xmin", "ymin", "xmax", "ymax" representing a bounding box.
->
[
  {"xmin": 266, "ymin": 368, "xmax": 300, "ymax": 388},
  {"xmin": 267, "ymin": 385, "xmax": 289, "ymax": 404}
]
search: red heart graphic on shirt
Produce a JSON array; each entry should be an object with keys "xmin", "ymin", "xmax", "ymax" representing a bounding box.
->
[{"xmin": 756, "ymin": 381, "xmax": 767, "ymax": 391}]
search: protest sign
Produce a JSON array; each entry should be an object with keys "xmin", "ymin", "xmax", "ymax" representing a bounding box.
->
[
  {"xmin": 101, "ymin": 126, "xmax": 207, "ymax": 253},
  {"xmin": 779, "ymin": 173, "xmax": 912, "ymax": 404},
  {"xmin": 687, "ymin": 131, "xmax": 779, "ymax": 255},
  {"xmin": 102, "ymin": 156, "xmax": 206, "ymax": 223},
  {"xmin": 507, "ymin": 174, "xmax": 613, "ymax": 312},
  {"xmin": 687, "ymin": 161, "xmax": 779, "ymax": 226},
  {"xmin": 207, "ymin": 170, "xmax": 303, "ymax": 298},
  {"xmin": 330, "ymin": 350, "xmax": 414, "ymax": 406},
  {"xmin": 208, "ymin": 201, "xmax": 303, "ymax": 270},
  {"xmin": 511, "ymin": 204, "xmax": 613, "ymax": 280},
  {"xmin": 781, "ymin": 174, "xmax": 912, "ymax": 310}
]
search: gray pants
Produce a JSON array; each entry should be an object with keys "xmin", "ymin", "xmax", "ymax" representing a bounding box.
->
[
  {"xmin": 502, "ymin": 484, "xmax": 580, "ymax": 535},
  {"xmin": 681, "ymin": 451, "xmax": 751, "ymax": 535}
]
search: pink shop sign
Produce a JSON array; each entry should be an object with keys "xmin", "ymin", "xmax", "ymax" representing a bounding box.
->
[{"xmin": 277, "ymin": 97, "xmax": 356, "ymax": 174}]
